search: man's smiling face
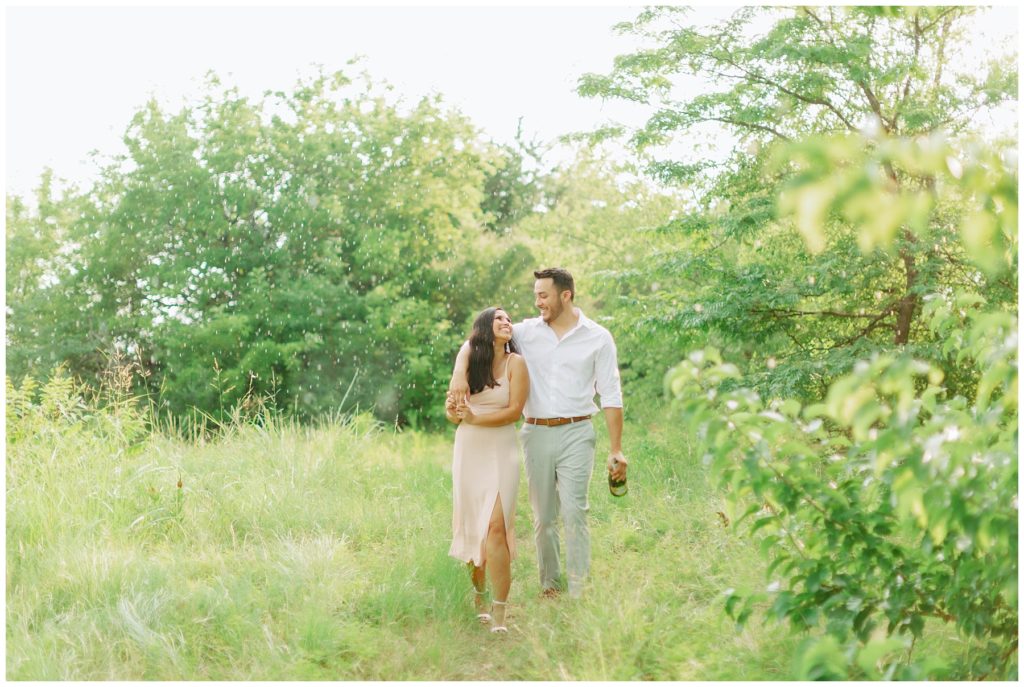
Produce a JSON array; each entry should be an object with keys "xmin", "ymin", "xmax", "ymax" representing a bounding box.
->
[{"xmin": 534, "ymin": 278, "xmax": 566, "ymax": 323}]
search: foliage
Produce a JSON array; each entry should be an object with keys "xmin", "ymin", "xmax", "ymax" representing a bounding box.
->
[
  {"xmin": 579, "ymin": 6, "xmax": 1017, "ymax": 401},
  {"xmin": 513, "ymin": 148, "xmax": 680, "ymax": 397},
  {"xmin": 479, "ymin": 120, "xmax": 549, "ymax": 234},
  {"xmin": 6, "ymin": 173, "xmax": 101, "ymax": 379},
  {"xmin": 601, "ymin": 9, "xmax": 1022, "ymax": 678},
  {"xmin": 7, "ymin": 6, "xmax": 1016, "ymax": 680},
  {"xmin": 664, "ymin": 120, "xmax": 1017, "ymax": 678},
  {"xmin": 6, "ymin": 70, "xmax": 539, "ymax": 427}
]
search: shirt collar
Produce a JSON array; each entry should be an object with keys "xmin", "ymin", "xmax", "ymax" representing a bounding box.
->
[
  {"xmin": 526, "ymin": 306, "xmax": 597, "ymax": 331},
  {"xmin": 545, "ymin": 307, "xmax": 595, "ymax": 333},
  {"xmin": 573, "ymin": 307, "xmax": 597, "ymax": 329}
]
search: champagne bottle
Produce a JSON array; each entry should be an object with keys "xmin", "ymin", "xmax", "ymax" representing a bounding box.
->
[{"xmin": 608, "ymin": 456, "xmax": 627, "ymax": 497}]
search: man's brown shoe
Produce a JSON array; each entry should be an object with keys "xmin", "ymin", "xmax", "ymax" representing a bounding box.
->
[{"xmin": 541, "ymin": 588, "xmax": 561, "ymax": 599}]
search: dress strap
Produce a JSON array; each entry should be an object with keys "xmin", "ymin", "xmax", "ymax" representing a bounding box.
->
[{"xmin": 502, "ymin": 354, "xmax": 512, "ymax": 381}]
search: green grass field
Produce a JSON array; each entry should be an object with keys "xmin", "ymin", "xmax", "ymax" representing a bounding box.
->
[{"xmin": 6, "ymin": 393, "xmax": 970, "ymax": 680}]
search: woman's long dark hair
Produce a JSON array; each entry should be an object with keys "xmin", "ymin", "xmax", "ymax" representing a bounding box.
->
[{"xmin": 467, "ymin": 307, "xmax": 519, "ymax": 395}]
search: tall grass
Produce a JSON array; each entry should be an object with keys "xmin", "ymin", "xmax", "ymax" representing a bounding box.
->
[{"xmin": 6, "ymin": 371, "xmax": 969, "ymax": 679}]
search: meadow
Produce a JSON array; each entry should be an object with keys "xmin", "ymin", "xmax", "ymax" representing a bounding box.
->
[
  {"xmin": 6, "ymin": 376, "xmax": 975, "ymax": 681},
  {"xmin": 6, "ymin": 6, "xmax": 1016, "ymax": 680}
]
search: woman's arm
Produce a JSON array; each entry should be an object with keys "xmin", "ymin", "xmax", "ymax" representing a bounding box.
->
[{"xmin": 461, "ymin": 355, "xmax": 529, "ymax": 427}]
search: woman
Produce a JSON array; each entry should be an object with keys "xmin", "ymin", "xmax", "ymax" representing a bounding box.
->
[{"xmin": 445, "ymin": 307, "xmax": 528, "ymax": 634}]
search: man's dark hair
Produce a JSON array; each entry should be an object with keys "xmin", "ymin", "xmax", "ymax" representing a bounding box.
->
[{"xmin": 534, "ymin": 267, "xmax": 575, "ymax": 301}]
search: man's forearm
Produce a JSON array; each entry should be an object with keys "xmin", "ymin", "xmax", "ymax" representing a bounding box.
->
[
  {"xmin": 603, "ymin": 406, "xmax": 623, "ymax": 454},
  {"xmin": 449, "ymin": 342, "xmax": 470, "ymax": 387}
]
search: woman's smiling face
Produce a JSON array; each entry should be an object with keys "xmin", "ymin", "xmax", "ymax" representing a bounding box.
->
[{"xmin": 492, "ymin": 309, "xmax": 512, "ymax": 343}]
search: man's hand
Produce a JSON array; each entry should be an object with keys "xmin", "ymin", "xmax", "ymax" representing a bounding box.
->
[
  {"xmin": 444, "ymin": 393, "xmax": 461, "ymax": 423},
  {"xmin": 448, "ymin": 378, "xmax": 470, "ymax": 405},
  {"xmin": 455, "ymin": 400, "xmax": 476, "ymax": 425},
  {"xmin": 607, "ymin": 451, "xmax": 628, "ymax": 481}
]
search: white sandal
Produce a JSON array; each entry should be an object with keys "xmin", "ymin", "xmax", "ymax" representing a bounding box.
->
[
  {"xmin": 474, "ymin": 589, "xmax": 492, "ymax": 623},
  {"xmin": 489, "ymin": 599, "xmax": 508, "ymax": 634}
]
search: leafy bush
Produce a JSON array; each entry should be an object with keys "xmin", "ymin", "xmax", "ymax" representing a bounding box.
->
[{"xmin": 665, "ymin": 130, "xmax": 1017, "ymax": 679}]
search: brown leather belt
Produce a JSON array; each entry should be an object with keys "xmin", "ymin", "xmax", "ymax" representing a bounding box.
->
[{"xmin": 524, "ymin": 415, "xmax": 591, "ymax": 427}]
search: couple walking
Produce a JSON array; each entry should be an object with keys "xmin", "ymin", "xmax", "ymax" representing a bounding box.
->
[{"xmin": 445, "ymin": 267, "xmax": 627, "ymax": 633}]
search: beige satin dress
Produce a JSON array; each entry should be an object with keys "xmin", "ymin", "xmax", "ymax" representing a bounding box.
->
[{"xmin": 449, "ymin": 357, "xmax": 520, "ymax": 566}]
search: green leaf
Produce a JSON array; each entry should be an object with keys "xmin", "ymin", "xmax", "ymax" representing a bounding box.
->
[
  {"xmin": 960, "ymin": 209, "xmax": 1006, "ymax": 275},
  {"xmin": 794, "ymin": 636, "xmax": 849, "ymax": 681},
  {"xmin": 856, "ymin": 636, "xmax": 909, "ymax": 679}
]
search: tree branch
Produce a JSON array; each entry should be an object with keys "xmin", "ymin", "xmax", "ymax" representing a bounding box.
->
[
  {"xmin": 834, "ymin": 309, "xmax": 894, "ymax": 348},
  {"xmin": 891, "ymin": 13, "xmax": 923, "ymax": 135},
  {"xmin": 932, "ymin": 13, "xmax": 950, "ymax": 95},
  {"xmin": 857, "ymin": 79, "xmax": 890, "ymax": 133},
  {"xmin": 917, "ymin": 6, "xmax": 962, "ymax": 34},
  {"xmin": 750, "ymin": 306, "xmax": 892, "ymax": 320},
  {"xmin": 802, "ymin": 7, "xmax": 829, "ymax": 35},
  {"xmin": 707, "ymin": 49, "xmax": 859, "ymax": 132},
  {"xmin": 708, "ymin": 117, "xmax": 791, "ymax": 141}
]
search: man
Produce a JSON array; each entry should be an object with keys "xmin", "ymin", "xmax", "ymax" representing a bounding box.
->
[{"xmin": 448, "ymin": 267, "xmax": 627, "ymax": 599}]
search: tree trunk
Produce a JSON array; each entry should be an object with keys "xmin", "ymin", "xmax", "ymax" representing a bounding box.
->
[{"xmin": 894, "ymin": 235, "xmax": 919, "ymax": 345}]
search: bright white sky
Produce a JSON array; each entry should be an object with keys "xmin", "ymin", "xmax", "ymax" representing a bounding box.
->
[
  {"xmin": 4, "ymin": 4, "xmax": 1018, "ymax": 201},
  {"xmin": 5, "ymin": 4, "xmax": 665, "ymax": 199}
]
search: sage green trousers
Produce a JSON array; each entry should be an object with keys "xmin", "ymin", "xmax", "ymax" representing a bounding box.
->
[{"xmin": 520, "ymin": 419, "xmax": 597, "ymax": 598}]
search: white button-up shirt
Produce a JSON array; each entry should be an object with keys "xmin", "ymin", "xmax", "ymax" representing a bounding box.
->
[{"xmin": 512, "ymin": 308, "xmax": 623, "ymax": 419}]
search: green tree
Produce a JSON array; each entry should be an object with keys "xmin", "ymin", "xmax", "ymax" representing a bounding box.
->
[
  {"xmin": 479, "ymin": 120, "xmax": 549, "ymax": 234},
  {"xmin": 579, "ymin": 6, "xmax": 1016, "ymax": 400},
  {"xmin": 6, "ymin": 69, "xmax": 538, "ymax": 427},
  {"xmin": 6, "ymin": 171, "xmax": 103, "ymax": 379},
  {"xmin": 580, "ymin": 5, "xmax": 1017, "ymax": 677},
  {"xmin": 514, "ymin": 147, "xmax": 679, "ymax": 396}
]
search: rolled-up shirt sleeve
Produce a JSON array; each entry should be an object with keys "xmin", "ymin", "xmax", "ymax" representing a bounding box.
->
[{"xmin": 594, "ymin": 331, "xmax": 623, "ymax": 408}]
